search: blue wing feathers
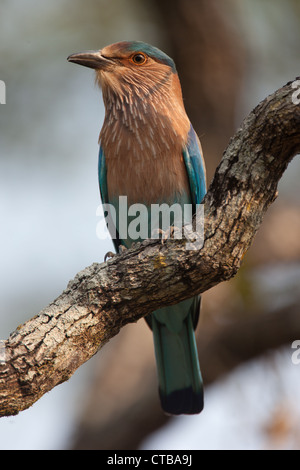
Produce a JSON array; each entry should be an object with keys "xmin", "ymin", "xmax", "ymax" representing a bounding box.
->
[
  {"xmin": 98, "ymin": 145, "xmax": 122, "ymax": 251},
  {"xmin": 183, "ymin": 125, "xmax": 206, "ymax": 206},
  {"xmin": 98, "ymin": 145, "xmax": 108, "ymax": 205}
]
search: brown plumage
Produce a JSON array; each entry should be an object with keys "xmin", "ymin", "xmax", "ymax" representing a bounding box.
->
[{"xmin": 95, "ymin": 42, "xmax": 191, "ymax": 205}]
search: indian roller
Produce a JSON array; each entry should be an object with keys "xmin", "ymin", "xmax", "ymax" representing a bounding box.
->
[{"xmin": 68, "ymin": 41, "xmax": 206, "ymax": 415}]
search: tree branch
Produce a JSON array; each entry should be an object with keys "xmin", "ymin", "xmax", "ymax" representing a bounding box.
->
[{"xmin": 1, "ymin": 79, "xmax": 299, "ymax": 417}]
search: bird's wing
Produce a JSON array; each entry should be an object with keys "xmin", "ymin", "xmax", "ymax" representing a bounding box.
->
[
  {"xmin": 98, "ymin": 145, "xmax": 121, "ymax": 252},
  {"xmin": 98, "ymin": 144, "xmax": 108, "ymax": 206},
  {"xmin": 181, "ymin": 125, "xmax": 206, "ymax": 328},
  {"xmin": 182, "ymin": 125, "xmax": 206, "ymax": 207}
]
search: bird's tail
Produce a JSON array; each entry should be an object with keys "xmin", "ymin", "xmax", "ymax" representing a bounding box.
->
[{"xmin": 149, "ymin": 306, "xmax": 203, "ymax": 415}]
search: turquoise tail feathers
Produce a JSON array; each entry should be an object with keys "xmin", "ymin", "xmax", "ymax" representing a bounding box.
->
[{"xmin": 147, "ymin": 297, "xmax": 204, "ymax": 415}]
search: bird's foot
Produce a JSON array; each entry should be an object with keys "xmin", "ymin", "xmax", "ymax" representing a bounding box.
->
[
  {"xmin": 104, "ymin": 245, "xmax": 128, "ymax": 262},
  {"xmin": 151, "ymin": 226, "xmax": 182, "ymax": 244},
  {"xmin": 104, "ymin": 251, "xmax": 115, "ymax": 262},
  {"xmin": 151, "ymin": 228, "xmax": 166, "ymax": 241}
]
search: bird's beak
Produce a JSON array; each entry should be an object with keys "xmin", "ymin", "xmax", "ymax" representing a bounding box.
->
[{"xmin": 67, "ymin": 50, "xmax": 113, "ymax": 70}]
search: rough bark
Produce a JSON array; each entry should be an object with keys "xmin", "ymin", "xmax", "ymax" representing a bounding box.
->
[{"xmin": 0, "ymin": 79, "xmax": 299, "ymax": 418}]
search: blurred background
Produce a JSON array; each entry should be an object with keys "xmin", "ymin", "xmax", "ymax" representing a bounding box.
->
[{"xmin": 0, "ymin": 0, "xmax": 300, "ymax": 450}]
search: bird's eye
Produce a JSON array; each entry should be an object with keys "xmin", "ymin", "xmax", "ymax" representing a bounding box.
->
[{"xmin": 131, "ymin": 53, "xmax": 147, "ymax": 65}]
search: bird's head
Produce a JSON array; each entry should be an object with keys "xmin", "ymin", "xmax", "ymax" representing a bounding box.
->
[{"xmin": 68, "ymin": 41, "xmax": 178, "ymax": 101}]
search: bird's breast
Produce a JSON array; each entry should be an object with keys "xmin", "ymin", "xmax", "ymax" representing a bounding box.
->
[
  {"xmin": 103, "ymin": 130, "xmax": 190, "ymax": 207},
  {"xmin": 100, "ymin": 92, "xmax": 191, "ymax": 206}
]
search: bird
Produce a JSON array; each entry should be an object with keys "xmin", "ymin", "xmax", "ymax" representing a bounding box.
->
[{"xmin": 68, "ymin": 41, "xmax": 206, "ymax": 415}]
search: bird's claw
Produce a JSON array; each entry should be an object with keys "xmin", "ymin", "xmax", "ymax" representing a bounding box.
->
[
  {"xmin": 151, "ymin": 226, "xmax": 182, "ymax": 244},
  {"xmin": 104, "ymin": 244, "xmax": 129, "ymax": 261},
  {"xmin": 104, "ymin": 251, "xmax": 115, "ymax": 262},
  {"xmin": 119, "ymin": 244, "xmax": 127, "ymax": 253}
]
